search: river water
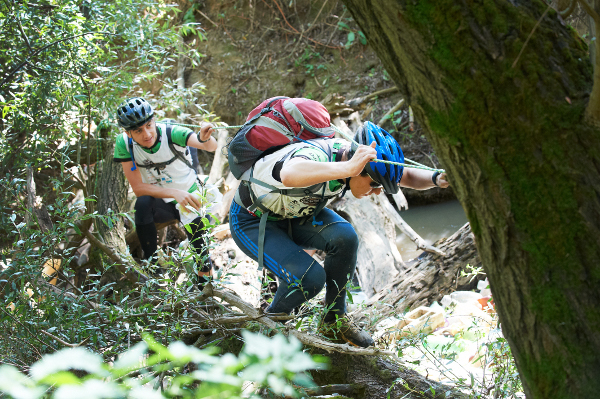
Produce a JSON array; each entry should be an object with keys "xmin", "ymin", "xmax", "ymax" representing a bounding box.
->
[{"xmin": 395, "ymin": 199, "xmax": 469, "ymax": 261}]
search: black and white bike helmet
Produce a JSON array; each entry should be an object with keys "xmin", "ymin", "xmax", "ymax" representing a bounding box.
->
[{"xmin": 116, "ymin": 97, "xmax": 154, "ymax": 130}]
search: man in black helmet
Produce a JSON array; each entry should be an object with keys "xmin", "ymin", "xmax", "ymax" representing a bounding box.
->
[{"xmin": 113, "ymin": 97, "xmax": 219, "ymax": 284}]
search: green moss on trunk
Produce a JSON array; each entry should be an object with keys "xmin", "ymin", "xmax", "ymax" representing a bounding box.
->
[{"xmin": 342, "ymin": 0, "xmax": 600, "ymax": 397}]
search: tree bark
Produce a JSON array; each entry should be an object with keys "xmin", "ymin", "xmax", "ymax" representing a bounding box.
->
[
  {"xmin": 341, "ymin": 0, "xmax": 600, "ymax": 398},
  {"xmin": 310, "ymin": 351, "xmax": 467, "ymax": 399},
  {"xmin": 93, "ymin": 127, "xmax": 139, "ymax": 283},
  {"xmin": 95, "ymin": 132, "xmax": 128, "ymax": 253}
]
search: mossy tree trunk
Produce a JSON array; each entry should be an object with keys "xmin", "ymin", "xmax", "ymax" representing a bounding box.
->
[{"xmin": 341, "ymin": 0, "xmax": 600, "ymax": 398}]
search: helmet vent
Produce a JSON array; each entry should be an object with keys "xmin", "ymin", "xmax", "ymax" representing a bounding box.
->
[{"xmin": 116, "ymin": 97, "xmax": 154, "ymax": 129}]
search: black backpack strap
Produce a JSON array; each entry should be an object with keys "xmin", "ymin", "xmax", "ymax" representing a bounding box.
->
[{"xmin": 165, "ymin": 122, "xmax": 194, "ymax": 170}]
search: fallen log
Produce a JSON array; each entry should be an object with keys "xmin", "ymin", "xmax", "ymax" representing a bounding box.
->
[
  {"xmin": 378, "ymin": 194, "xmax": 445, "ymax": 256},
  {"xmin": 207, "ymin": 124, "xmax": 230, "ymax": 185},
  {"xmin": 354, "ymin": 223, "xmax": 484, "ymax": 323},
  {"xmin": 310, "ymin": 350, "xmax": 467, "ymax": 399},
  {"xmin": 377, "ymin": 98, "xmax": 405, "ymax": 127},
  {"xmin": 204, "ymin": 284, "xmax": 392, "ymax": 356},
  {"xmin": 200, "ymin": 285, "xmax": 467, "ymax": 398},
  {"xmin": 345, "ymin": 86, "xmax": 400, "ymax": 108}
]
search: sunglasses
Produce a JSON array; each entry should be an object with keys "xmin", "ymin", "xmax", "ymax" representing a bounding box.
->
[{"xmin": 369, "ymin": 177, "xmax": 382, "ymax": 189}]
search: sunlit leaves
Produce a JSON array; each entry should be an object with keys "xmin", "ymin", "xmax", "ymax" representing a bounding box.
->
[{"xmin": 0, "ymin": 332, "xmax": 320, "ymax": 399}]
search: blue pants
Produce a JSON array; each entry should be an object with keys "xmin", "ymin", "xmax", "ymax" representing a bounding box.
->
[{"xmin": 229, "ymin": 201, "xmax": 358, "ymax": 317}]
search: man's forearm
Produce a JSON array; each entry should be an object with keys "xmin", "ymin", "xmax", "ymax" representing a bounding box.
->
[
  {"xmin": 188, "ymin": 133, "xmax": 218, "ymax": 152},
  {"xmin": 280, "ymin": 159, "xmax": 351, "ymax": 187},
  {"xmin": 400, "ymin": 168, "xmax": 447, "ymax": 190},
  {"xmin": 400, "ymin": 168, "xmax": 435, "ymax": 190},
  {"xmin": 130, "ymin": 183, "xmax": 183, "ymax": 199}
]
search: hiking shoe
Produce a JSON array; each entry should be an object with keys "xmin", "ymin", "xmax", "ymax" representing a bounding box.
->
[
  {"xmin": 196, "ymin": 257, "xmax": 215, "ymax": 290},
  {"xmin": 196, "ymin": 273, "xmax": 213, "ymax": 291},
  {"xmin": 318, "ymin": 315, "xmax": 374, "ymax": 348}
]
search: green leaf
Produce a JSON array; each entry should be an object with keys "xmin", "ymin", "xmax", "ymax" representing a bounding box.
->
[
  {"xmin": 346, "ymin": 290, "xmax": 353, "ymax": 304},
  {"xmin": 358, "ymin": 31, "xmax": 367, "ymax": 45},
  {"xmin": 345, "ymin": 32, "xmax": 355, "ymax": 49},
  {"xmin": 30, "ymin": 347, "xmax": 107, "ymax": 381},
  {"xmin": 38, "ymin": 371, "xmax": 81, "ymax": 386},
  {"xmin": 337, "ymin": 21, "xmax": 350, "ymax": 31},
  {"xmin": 0, "ymin": 365, "xmax": 45, "ymax": 398},
  {"xmin": 113, "ymin": 341, "xmax": 148, "ymax": 372},
  {"xmin": 53, "ymin": 379, "xmax": 124, "ymax": 399}
]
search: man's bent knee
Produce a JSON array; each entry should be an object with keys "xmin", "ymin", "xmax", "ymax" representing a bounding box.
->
[
  {"xmin": 134, "ymin": 196, "xmax": 156, "ymax": 225},
  {"xmin": 325, "ymin": 224, "xmax": 359, "ymax": 254}
]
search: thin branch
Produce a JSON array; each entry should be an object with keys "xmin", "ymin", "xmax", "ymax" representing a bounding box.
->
[
  {"xmin": 192, "ymin": 313, "xmax": 295, "ymax": 325},
  {"xmin": 82, "ymin": 229, "xmax": 147, "ymax": 284},
  {"xmin": 578, "ymin": 0, "xmax": 600, "ymax": 23},
  {"xmin": 3, "ymin": 0, "xmax": 34, "ymax": 52},
  {"xmin": 303, "ymin": 0, "xmax": 329, "ymax": 36},
  {"xmin": 345, "ymin": 86, "xmax": 400, "ymax": 107},
  {"xmin": 40, "ymin": 330, "xmax": 89, "ymax": 348},
  {"xmin": 511, "ymin": 5, "xmax": 551, "ymax": 69},
  {"xmin": 559, "ymin": 0, "xmax": 578, "ymax": 18},
  {"xmin": 303, "ymin": 384, "xmax": 364, "ymax": 397},
  {"xmin": 378, "ymin": 195, "xmax": 446, "ymax": 256},
  {"xmin": 50, "ymin": 267, "xmax": 99, "ymax": 310},
  {"xmin": 271, "ymin": 0, "xmax": 341, "ymax": 49},
  {"xmin": 0, "ymin": 306, "xmax": 57, "ymax": 351},
  {"xmin": 197, "ymin": 10, "xmax": 218, "ymax": 27},
  {"xmin": 0, "ymin": 31, "xmax": 117, "ymax": 89},
  {"xmin": 377, "ymin": 98, "xmax": 405, "ymax": 127}
]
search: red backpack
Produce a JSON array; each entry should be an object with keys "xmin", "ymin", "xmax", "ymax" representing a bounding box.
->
[{"xmin": 226, "ymin": 96, "xmax": 334, "ymax": 178}]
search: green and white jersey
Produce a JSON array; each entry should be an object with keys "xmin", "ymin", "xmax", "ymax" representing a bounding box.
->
[
  {"xmin": 113, "ymin": 122, "xmax": 197, "ymax": 202},
  {"xmin": 246, "ymin": 138, "xmax": 348, "ymax": 218},
  {"xmin": 113, "ymin": 122, "xmax": 193, "ymax": 160}
]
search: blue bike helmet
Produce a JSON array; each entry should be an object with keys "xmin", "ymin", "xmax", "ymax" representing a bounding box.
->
[
  {"xmin": 116, "ymin": 97, "xmax": 154, "ymax": 130},
  {"xmin": 353, "ymin": 121, "xmax": 404, "ymax": 194}
]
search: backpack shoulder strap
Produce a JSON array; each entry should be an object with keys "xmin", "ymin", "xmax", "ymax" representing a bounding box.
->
[{"xmin": 165, "ymin": 122, "xmax": 194, "ymax": 170}]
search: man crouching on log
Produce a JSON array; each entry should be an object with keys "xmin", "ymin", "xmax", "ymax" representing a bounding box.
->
[
  {"xmin": 113, "ymin": 97, "xmax": 218, "ymax": 285},
  {"xmin": 229, "ymin": 121, "xmax": 448, "ymax": 347}
]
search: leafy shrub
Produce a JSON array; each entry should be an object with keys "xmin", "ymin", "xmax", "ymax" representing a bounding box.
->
[{"xmin": 0, "ymin": 331, "xmax": 322, "ymax": 399}]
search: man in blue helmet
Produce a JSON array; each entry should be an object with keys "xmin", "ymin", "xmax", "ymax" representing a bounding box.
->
[
  {"xmin": 113, "ymin": 97, "xmax": 219, "ymax": 284},
  {"xmin": 229, "ymin": 121, "xmax": 448, "ymax": 347}
]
